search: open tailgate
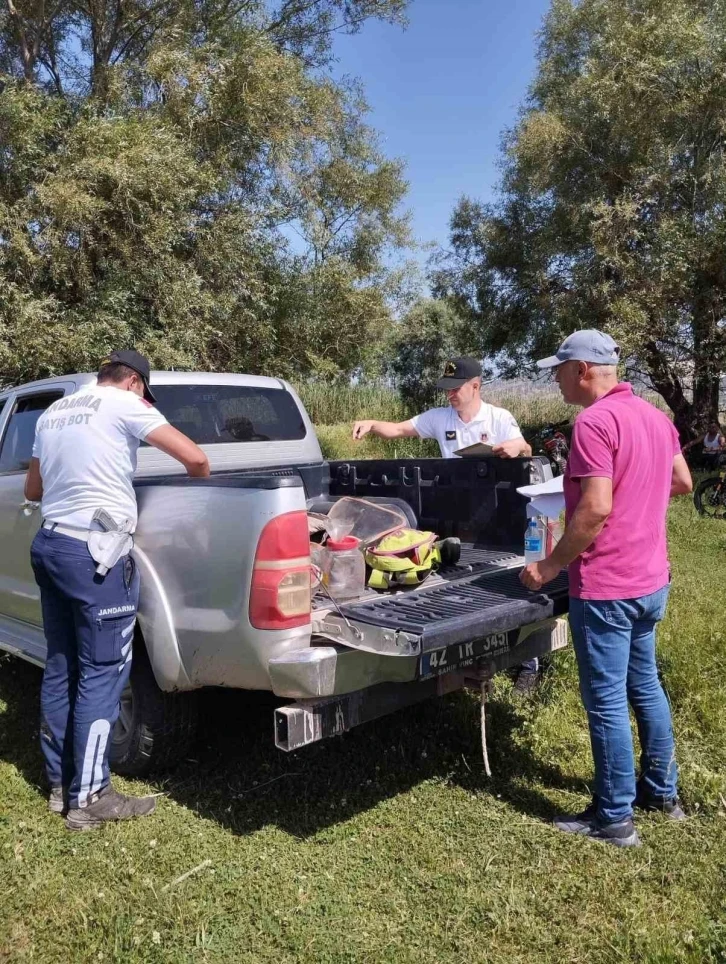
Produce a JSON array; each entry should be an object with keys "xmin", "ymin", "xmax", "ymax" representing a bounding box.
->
[{"xmin": 317, "ymin": 563, "xmax": 569, "ymax": 658}]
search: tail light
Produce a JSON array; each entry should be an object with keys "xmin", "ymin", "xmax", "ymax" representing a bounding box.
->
[{"xmin": 249, "ymin": 511, "xmax": 311, "ymax": 630}]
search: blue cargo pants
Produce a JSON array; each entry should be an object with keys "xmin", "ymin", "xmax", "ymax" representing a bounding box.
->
[{"xmin": 31, "ymin": 526, "xmax": 139, "ymax": 809}]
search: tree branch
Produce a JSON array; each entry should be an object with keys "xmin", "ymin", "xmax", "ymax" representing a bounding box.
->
[
  {"xmin": 37, "ymin": 44, "xmax": 64, "ymax": 94},
  {"xmin": 109, "ymin": 0, "xmax": 175, "ymax": 66},
  {"xmin": 266, "ymin": 0, "xmax": 325, "ymax": 36},
  {"xmin": 6, "ymin": 0, "xmax": 34, "ymax": 80}
]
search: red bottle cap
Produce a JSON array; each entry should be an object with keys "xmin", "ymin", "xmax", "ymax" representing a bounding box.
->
[{"xmin": 326, "ymin": 535, "xmax": 360, "ymax": 551}]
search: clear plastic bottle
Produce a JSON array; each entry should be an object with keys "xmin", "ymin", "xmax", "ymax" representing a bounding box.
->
[
  {"xmin": 524, "ymin": 516, "xmax": 546, "ymax": 563},
  {"xmin": 324, "ymin": 535, "xmax": 366, "ymax": 600}
]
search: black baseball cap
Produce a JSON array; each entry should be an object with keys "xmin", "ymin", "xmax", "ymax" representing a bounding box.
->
[
  {"xmin": 436, "ymin": 356, "xmax": 483, "ymax": 390},
  {"xmin": 101, "ymin": 349, "xmax": 156, "ymax": 403}
]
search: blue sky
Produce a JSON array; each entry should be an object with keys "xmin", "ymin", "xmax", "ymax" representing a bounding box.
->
[{"xmin": 332, "ymin": 0, "xmax": 552, "ymax": 256}]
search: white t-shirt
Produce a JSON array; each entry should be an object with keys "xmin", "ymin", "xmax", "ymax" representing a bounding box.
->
[
  {"xmin": 33, "ymin": 385, "xmax": 168, "ymax": 529},
  {"xmin": 703, "ymin": 432, "xmax": 724, "ymax": 452},
  {"xmin": 411, "ymin": 401, "xmax": 523, "ymax": 458}
]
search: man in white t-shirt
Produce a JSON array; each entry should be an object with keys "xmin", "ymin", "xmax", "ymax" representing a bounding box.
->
[
  {"xmin": 24, "ymin": 350, "xmax": 209, "ymax": 830},
  {"xmin": 352, "ymin": 357, "xmax": 531, "ymax": 458}
]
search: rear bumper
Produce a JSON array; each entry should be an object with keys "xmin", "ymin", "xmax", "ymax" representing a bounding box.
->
[
  {"xmin": 269, "ymin": 615, "xmax": 568, "ymax": 700},
  {"xmin": 274, "ymin": 616, "xmax": 569, "ymax": 750}
]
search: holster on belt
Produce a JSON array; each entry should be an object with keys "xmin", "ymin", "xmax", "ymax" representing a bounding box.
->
[{"xmin": 87, "ymin": 508, "xmax": 134, "ymax": 576}]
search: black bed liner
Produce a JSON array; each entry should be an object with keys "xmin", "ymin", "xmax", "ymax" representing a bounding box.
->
[
  {"xmin": 437, "ymin": 544, "xmax": 519, "ymax": 579},
  {"xmin": 338, "ymin": 564, "xmax": 569, "ymax": 653}
]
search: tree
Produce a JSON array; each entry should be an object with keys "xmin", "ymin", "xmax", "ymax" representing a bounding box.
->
[
  {"xmin": 387, "ymin": 298, "xmax": 482, "ymax": 411},
  {"xmin": 0, "ymin": 0, "xmax": 410, "ymax": 386},
  {"xmin": 433, "ymin": 0, "xmax": 726, "ymax": 440}
]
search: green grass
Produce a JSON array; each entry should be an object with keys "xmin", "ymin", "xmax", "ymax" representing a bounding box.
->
[
  {"xmin": 2, "ymin": 500, "xmax": 726, "ymax": 963},
  {"xmin": 294, "ymin": 383, "xmax": 413, "ymax": 427},
  {"xmin": 316, "ymin": 423, "xmax": 439, "ymax": 460}
]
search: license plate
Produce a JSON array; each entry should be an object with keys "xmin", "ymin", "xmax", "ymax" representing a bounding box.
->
[
  {"xmin": 419, "ymin": 631, "xmax": 513, "ymax": 679},
  {"xmin": 418, "ymin": 618, "xmax": 569, "ymax": 679}
]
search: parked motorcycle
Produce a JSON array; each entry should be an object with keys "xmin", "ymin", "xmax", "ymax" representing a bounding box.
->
[
  {"xmin": 694, "ymin": 453, "xmax": 726, "ymax": 520},
  {"xmin": 531, "ymin": 420, "xmax": 571, "ymax": 476}
]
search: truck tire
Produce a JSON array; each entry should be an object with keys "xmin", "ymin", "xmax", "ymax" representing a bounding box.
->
[{"xmin": 110, "ymin": 641, "xmax": 199, "ymax": 777}]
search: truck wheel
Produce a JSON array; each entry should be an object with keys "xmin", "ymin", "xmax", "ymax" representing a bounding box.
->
[{"xmin": 110, "ymin": 641, "xmax": 199, "ymax": 777}]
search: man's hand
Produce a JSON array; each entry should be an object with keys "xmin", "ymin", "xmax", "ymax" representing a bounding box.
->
[
  {"xmin": 519, "ymin": 558, "xmax": 560, "ymax": 591},
  {"xmin": 353, "ymin": 420, "xmax": 376, "ymax": 441},
  {"xmin": 492, "ymin": 437, "xmax": 531, "ymax": 459}
]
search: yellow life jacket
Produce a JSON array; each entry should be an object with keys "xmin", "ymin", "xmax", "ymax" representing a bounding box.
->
[{"xmin": 364, "ymin": 528, "xmax": 442, "ymax": 589}]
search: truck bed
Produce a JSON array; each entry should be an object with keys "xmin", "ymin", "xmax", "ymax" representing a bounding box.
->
[{"xmin": 315, "ymin": 455, "xmax": 567, "ymax": 655}]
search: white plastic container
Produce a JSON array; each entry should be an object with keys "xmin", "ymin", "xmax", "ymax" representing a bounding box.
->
[
  {"xmin": 524, "ymin": 517, "xmax": 546, "ymax": 563},
  {"xmin": 324, "ymin": 535, "xmax": 366, "ymax": 600}
]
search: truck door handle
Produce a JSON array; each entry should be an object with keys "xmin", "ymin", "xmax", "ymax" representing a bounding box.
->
[{"xmin": 20, "ymin": 500, "xmax": 40, "ymax": 516}]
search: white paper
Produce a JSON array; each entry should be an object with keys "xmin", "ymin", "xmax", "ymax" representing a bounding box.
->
[
  {"xmin": 516, "ymin": 475, "xmax": 565, "ymax": 520},
  {"xmin": 517, "ymin": 475, "xmax": 564, "ymax": 498}
]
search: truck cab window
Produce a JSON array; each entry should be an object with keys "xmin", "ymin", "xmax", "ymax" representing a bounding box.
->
[
  {"xmin": 0, "ymin": 393, "xmax": 64, "ymax": 474},
  {"xmin": 149, "ymin": 386, "xmax": 306, "ymax": 445}
]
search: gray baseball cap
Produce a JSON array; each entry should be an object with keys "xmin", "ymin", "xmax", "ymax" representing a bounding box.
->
[{"xmin": 536, "ymin": 329, "xmax": 621, "ymax": 369}]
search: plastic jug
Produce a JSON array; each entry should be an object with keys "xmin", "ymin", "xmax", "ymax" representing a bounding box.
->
[
  {"xmin": 325, "ymin": 497, "xmax": 407, "ymax": 546},
  {"xmin": 324, "ymin": 535, "xmax": 366, "ymax": 600}
]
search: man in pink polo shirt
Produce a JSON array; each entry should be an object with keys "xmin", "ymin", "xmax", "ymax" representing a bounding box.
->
[{"xmin": 520, "ymin": 330, "xmax": 693, "ymax": 848}]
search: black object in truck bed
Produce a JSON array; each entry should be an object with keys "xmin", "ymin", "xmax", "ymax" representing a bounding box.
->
[
  {"xmin": 438, "ymin": 544, "xmax": 519, "ymax": 579},
  {"xmin": 338, "ymin": 566, "xmax": 569, "ymax": 653}
]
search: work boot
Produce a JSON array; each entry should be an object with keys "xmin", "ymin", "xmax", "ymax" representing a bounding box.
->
[
  {"xmin": 48, "ymin": 786, "xmax": 68, "ymax": 815},
  {"xmin": 554, "ymin": 801, "xmax": 641, "ymax": 848},
  {"xmin": 512, "ymin": 666, "xmax": 542, "ymax": 697},
  {"xmin": 65, "ymin": 784, "xmax": 156, "ymax": 832},
  {"xmin": 635, "ymin": 784, "xmax": 687, "ymax": 821}
]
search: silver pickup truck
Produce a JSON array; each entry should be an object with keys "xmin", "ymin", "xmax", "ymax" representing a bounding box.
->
[{"xmin": 0, "ymin": 372, "xmax": 569, "ymax": 775}]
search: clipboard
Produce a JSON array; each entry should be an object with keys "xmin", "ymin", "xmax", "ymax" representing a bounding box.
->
[{"xmin": 453, "ymin": 441, "xmax": 494, "ymax": 457}]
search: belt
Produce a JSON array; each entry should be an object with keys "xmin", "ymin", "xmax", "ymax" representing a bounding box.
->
[{"xmin": 42, "ymin": 521, "xmax": 92, "ymax": 542}]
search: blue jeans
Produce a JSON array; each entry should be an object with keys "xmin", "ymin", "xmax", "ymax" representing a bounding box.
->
[
  {"xmin": 31, "ymin": 528, "xmax": 139, "ymax": 809},
  {"xmin": 569, "ymin": 586, "xmax": 677, "ymax": 824}
]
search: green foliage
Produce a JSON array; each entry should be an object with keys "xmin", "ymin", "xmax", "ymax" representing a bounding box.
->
[
  {"xmin": 434, "ymin": 0, "xmax": 726, "ymax": 440},
  {"xmin": 294, "ymin": 379, "xmax": 412, "ymax": 425},
  {"xmin": 387, "ymin": 297, "xmax": 481, "ymax": 411},
  {"xmin": 0, "ymin": 0, "xmax": 411, "ymax": 386}
]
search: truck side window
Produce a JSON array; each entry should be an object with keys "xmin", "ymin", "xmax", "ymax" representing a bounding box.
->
[{"xmin": 0, "ymin": 393, "xmax": 63, "ymax": 474}]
